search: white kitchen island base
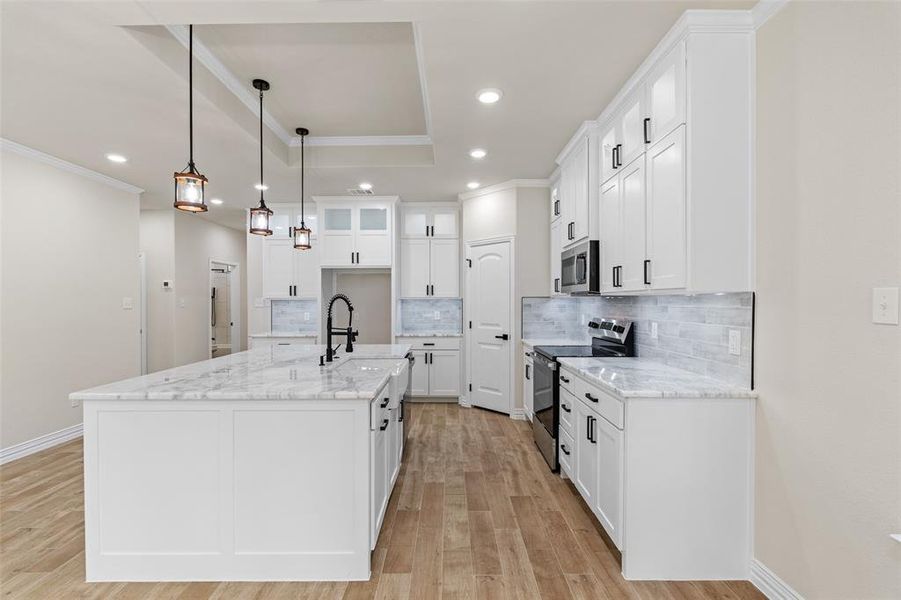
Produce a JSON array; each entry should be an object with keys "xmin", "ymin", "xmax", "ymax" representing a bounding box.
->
[{"xmin": 74, "ymin": 345, "xmax": 410, "ymax": 582}]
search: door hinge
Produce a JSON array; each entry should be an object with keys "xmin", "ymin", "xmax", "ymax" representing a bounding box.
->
[
  {"xmin": 466, "ymin": 258, "xmax": 472, "ymax": 268},
  {"xmin": 468, "ymin": 383, "xmax": 472, "ymax": 392},
  {"xmin": 468, "ymin": 320, "xmax": 472, "ymax": 329}
]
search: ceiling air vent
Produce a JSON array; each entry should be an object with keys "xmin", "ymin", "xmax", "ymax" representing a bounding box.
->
[{"xmin": 347, "ymin": 188, "xmax": 374, "ymax": 196}]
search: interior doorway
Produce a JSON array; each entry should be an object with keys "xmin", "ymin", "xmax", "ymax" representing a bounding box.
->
[{"xmin": 210, "ymin": 260, "xmax": 240, "ymax": 358}]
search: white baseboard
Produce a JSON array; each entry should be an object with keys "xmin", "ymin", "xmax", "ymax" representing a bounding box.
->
[
  {"xmin": 0, "ymin": 423, "xmax": 83, "ymax": 465},
  {"xmin": 510, "ymin": 408, "xmax": 527, "ymax": 421},
  {"xmin": 750, "ymin": 559, "xmax": 804, "ymax": 600},
  {"xmin": 458, "ymin": 399, "xmax": 472, "ymax": 408}
]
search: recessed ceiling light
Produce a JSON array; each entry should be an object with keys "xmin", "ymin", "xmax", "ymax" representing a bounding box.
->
[
  {"xmin": 359, "ymin": 182, "xmax": 373, "ymax": 191},
  {"xmin": 210, "ymin": 198, "xmax": 224, "ymax": 205},
  {"xmin": 477, "ymin": 88, "xmax": 502, "ymax": 104},
  {"xmin": 467, "ymin": 181, "xmax": 480, "ymax": 190},
  {"xmin": 254, "ymin": 183, "xmax": 268, "ymax": 191},
  {"xmin": 469, "ymin": 148, "xmax": 487, "ymax": 160},
  {"xmin": 106, "ymin": 153, "xmax": 127, "ymax": 163}
]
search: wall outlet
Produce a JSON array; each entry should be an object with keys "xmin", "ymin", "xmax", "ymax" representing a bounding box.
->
[
  {"xmin": 650, "ymin": 321, "xmax": 658, "ymax": 339},
  {"xmin": 121, "ymin": 297, "xmax": 133, "ymax": 310},
  {"xmin": 433, "ymin": 310, "xmax": 441, "ymax": 320},
  {"xmin": 728, "ymin": 329, "xmax": 741, "ymax": 356},
  {"xmin": 304, "ymin": 312, "xmax": 310, "ymax": 322},
  {"xmin": 872, "ymin": 287, "xmax": 899, "ymax": 325}
]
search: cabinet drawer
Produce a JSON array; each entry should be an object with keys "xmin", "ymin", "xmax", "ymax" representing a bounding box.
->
[
  {"xmin": 559, "ymin": 387, "xmax": 576, "ymax": 439},
  {"xmin": 558, "ymin": 368, "xmax": 577, "ymax": 397},
  {"xmin": 397, "ymin": 336, "xmax": 461, "ymax": 351},
  {"xmin": 371, "ymin": 386, "xmax": 391, "ymax": 431},
  {"xmin": 574, "ymin": 377, "xmax": 623, "ymax": 430},
  {"xmin": 559, "ymin": 429, "xmax": 575, "ymax": 478}
]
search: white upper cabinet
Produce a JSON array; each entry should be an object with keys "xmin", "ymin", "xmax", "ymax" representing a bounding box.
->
[
  {"xmin": 645, "ymin": 41, "xmax": 686, "ymax": 146},
  {"xmin": 619, "ymin": 156, "xmax": 648, "ymax": 291},
  {"xmin": 599, "ymin": 176, "xmax": 621, "ymax": 291},
  {"xmin": 317, "ymin": 199, "xmax": 395, "ymax": 268},
  {"xmin": 550, "ymin": 180, "xmax": 562, "ymax": 222},
  {"xmin": 268, "ymin": 203, "xmax": 318, "ymax": 240},
  {"xmin": 645, "ymin": 126, "xmax": 686, "ymax": 290},
  {"xmin": 429, "ymin": 238, "xmax": 459, "ymax": 297},
  {"xmin": 550, "ymin": 218, "xmax": 562, "ymax": 295},
  {"xmin": 401, "ymin": 205, "xmax": 458, "ymax": 239},
  {"xmin": 262, "ymin": 238, "xmax": 320, "ymax": 298},
  {"xmin": 560, "ymin": 135, "xmax": 591, "ymax": 248},
  {"xmin": 619, "ymin": 90, "xmax": 648, "ymax": 169},
  {"xmin": 599, "ymin": 121, "xmax": 619, "ymax": 185},
  {"xmin": 400, "ymin": 238, "xmax": 430, "ymax": 298}
]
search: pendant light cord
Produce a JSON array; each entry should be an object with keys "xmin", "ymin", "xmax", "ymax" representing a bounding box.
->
[
  {"xmin": 188, "ymin": 24, "xmax": 194, "ymax": 171},
  {"xmin": 300, "ymin": 134, "xmax": 305, "ymax": 225},
  {"xmin": 259, "ymin": 87, "xmax": 264, "ymax": 204}
]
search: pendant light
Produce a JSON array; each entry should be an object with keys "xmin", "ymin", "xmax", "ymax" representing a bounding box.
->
[
  {"xmin": 293, "ymin": 127, "xmax": 312, "ymax": 250},
  {"xmin": 173, "ymin": 24, "xmax": 208, "ymax": 213},
  {"xmin": 248, "ymin": 78, "xmax": 273, "ymax": 236}
]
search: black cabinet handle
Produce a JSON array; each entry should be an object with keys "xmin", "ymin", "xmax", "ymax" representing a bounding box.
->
[
  {"xmin": 561, "ymin": 403, "xmax": 571, "ymax": 413},
  {"xmin": 428, "ymin": 352, "xmax": 432, "ymax": 364},
  {"xmin": 643, "ymin": 117, "xmax": 651, "ymax": 144},
  {"xmin": 423, "ymin": 342, "xmax": 435, "ymax": 347},
  {"xmin": 430, "ymin": 284, "xmax": 435, "ymax": 296},
  {"xmin": 380, "ymin": 418, "xmax": 389, "ymax": 431},
  {"xmin": 554, "ymin": 278, "xmax": 560, "ymax": 293},
  {"xmin": 430, "ymin": 226, "xmax": 434, "ymax": 236},
  {"xmin": 554, "ymin": 200, "xmax": 560, "ymax": 215},
  {"xmin": 561, "ymin": 444, "xmax": 570, "ymax": 456},
  {"xmin": 381, "ymin": 398, "xmax": 390, "ymax": 408},
  {"xmin": 616, "ymin": 144, "xmax": 623, "ymax": 167},
  {"xmin": 426, "ymin": 284, "xmax": 430, "ymax": 296},
  {"xmin": 356, "ymin": 252, "xmax": 360, "ymax": 263},
  {"xmin": 351, "ymin": 252, "xmax": 355, "ymax": 264},
  {"xmin": 585, "ymin": 392, "xmax": 598, "ymax": 403},
  {"xmin": 426, "ymin": 224, "xmax": 429, "ymax": 236},
  {"xmin": 288, "ymin": 226, "xmax": 293, "ymax": 237},
  {"xmin": 494, "ymin": 334, "xmax": 509, "ymax": 340},
  {"xmin": 611, "ymin": 146, "xmax": 617, "ymax": 170},
  {"xmin": 644, "ymin": 259, "xmax": 651, "ymax": 285},
  {"xmin": 560, "ymin": 375, "xmax": 570, "ymax": 384},
  {"xmin": 590, "ymin": 417, "xmax": 597, "ymax": 444},
  {"xmin": 525, "ymin": 364, "xmax": 530, "ymax": 380},
  {"xmin": 586, "ymin": 416, "xmax": 592, "ymax": 441}
]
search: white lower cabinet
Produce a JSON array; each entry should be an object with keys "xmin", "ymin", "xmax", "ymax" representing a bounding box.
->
[
  {"xmin": 574, "ymin": 399, "xmax": 599, "ymax": 505},
  {"xmin": 397, "ymin": 337, "xmax": 461, "ymax": 398},
  {"xmin": 371, "ymin": 378, "xmax": 404, "ymax": 550},
  {"xmin": 592, "ymin": 411, "xmax": 623, "ymax": 548}
]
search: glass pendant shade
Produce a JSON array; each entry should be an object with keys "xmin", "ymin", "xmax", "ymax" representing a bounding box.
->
[
  {"xmin": 293, "ymin": 224, "xmax": 312, "ymax": 250},
  {"xmin": 249, "ymin": 202, "xmax": 273, "ymax": 236},
  {"xmin": 173, "ymin": 168, "xmax": 208, "ymax": 212}
]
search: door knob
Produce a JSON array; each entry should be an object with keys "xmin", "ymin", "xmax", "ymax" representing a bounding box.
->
[{"xmin": 494, "ymin": 334, "xmax": 509, "ymax": 340}]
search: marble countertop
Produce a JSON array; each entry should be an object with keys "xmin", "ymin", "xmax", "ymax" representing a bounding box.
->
[
  {"xmin": 557, "ymin": 357, "xmax": 757, "ymax": 399},
  {"xmin": 71, "ymin": 344, "xmax": 412, "ymax": 402},
  {"xmin": 521, "ymin": 338, "xmax": 590, "ymax": 350},
  {"xmin": 249, "ymin": 332, "xmax": 318, "ymax": 338},
  {"xmin": 396, "ymin": 332, "xmax": 463, "ymax": 338}
]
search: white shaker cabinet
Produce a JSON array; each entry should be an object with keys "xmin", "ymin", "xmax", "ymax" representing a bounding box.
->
[
  {"xmin": 262, "ymin": 238, "xmax": 320, "ymax": 298},
  {"xmin": 428, "ymin": 350, "xmax": 461, "ymax": 397},
  {"xmin": 619, "ymin": 156, "xmax": 648, "ymax": 291},
  {"xmin": 400, "ymin": 238, "xmax": 431, "ymax": 297},
  {"xmin": 599, "ymin": 176, "xmax": 621, "ymax": 291},
  {"xmin": 645, "ymin": 41, "xmax": 686, "ymax": 145},
  {"xmin": 574, "ymin": 399, "xmax": 598, "ymax": 506},
  {"xmin": 592, "ymin": 410, "xmax": 623, "ymax": 548},
  {"xmin": 549, "ymin": 218, "xmax": 562, "ymax": 295},
  {"xmin": 267, "ymin": 203, "xmax": 319, "ymax": 240},
  {"xmin": 397, "ymin": 337, "xmax": 461, "ymax": 399},
  {"xmin": 522, "ymin": 349, "xmax": 534, "ymax": 420},
  {"xmin": 399, "ymin": 204, "xmax": 459, "ymax": 298},
  {"xmin": 645, "ymin": 126, "xmax": 686, "ymax": 290},
  {"xmin": 401, "ymin": 205, "xmax": 458, "ymax": 239},
  {"xmin": 560, "ymin": 135, "xmax": 591, "ymax": 248},
  {"xmin": 317, "ymin": 199, "xmax": 395, "ymax": 268}
]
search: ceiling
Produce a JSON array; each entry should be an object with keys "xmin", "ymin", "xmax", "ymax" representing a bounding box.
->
[{"xmin": 0, "ymin": 0, "xmax": 755, "ymax": 230}]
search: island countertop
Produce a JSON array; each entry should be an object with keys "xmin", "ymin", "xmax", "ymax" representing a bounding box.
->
[
  {"xmin": 557, "ymin": 357, "xmax": 757, "ymax": 399},
  {"xmin": 70, "ymin": 344, "xmax": 411, "ymax": 402}
]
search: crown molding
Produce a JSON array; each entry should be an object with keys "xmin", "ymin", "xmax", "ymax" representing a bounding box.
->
[
  {"xmin": 457, "ymin": 178, "xmax": 549, "ymax": 201},
  {"xmin": 751, "ymin": 0, "xmax": 790, "ymax": 29},
  {"xmin": 555, "ymin": 120, "xmax": 597, "ymax": 166},
  {"xmin": 293, "ymin": 135, "xmax": 432, "ymax": 148},
  {"xmin": 1, "ymin": 139, "xmax": 144, "ymax": 195},
  {"xmin": 166, "ymin": 25, "xmax": 294, "ymax": 146}
]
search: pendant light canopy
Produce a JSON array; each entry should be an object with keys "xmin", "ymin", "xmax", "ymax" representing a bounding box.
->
[
  {"xmin": 293, "ymin": 127, "xmax": 312, "ymax": 250},
  {"xmin": 173, "ymin": 24, "xmax": 208, "ymax": 213},
  {"xmin": 248, "ymin": 79, "xmax": 273, "ymax": 235}
]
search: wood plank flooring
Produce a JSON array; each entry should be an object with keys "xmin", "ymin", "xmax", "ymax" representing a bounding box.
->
[{"xmin": 0, "ymin": 404, "xmax": 763, "ymax": 599}]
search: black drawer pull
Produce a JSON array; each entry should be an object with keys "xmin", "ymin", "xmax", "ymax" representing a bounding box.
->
[
  {"xmin": 585, "ymin": 392, "xmax": 598, "ymax": 403},
  {"xmin": 423, "ymin": 343, "xmax": 435, "ymax": 346},
  {"xmin": 561, "ymin": 403, "xmax": 571, "ymax": 413},
  {"xmin": 561, "ymin": 444, "xmax": 570, "ymax": 456},
  {"xmin": 643, "ymin": 117, "xmax": 651, "ymax": 144},
  {"xmin": 379, "ymin": 419, "xmax": 389, "ymax": 431},
  {"xmin": 380, "ymin": 398, "xmax": 390, "ymax": 408},
  {"xmin": 644, "ymin": 259, "xmax": 651, "ymax": 285},
  {"xmin": 560, "ymin": 375, "xmax": 570, "ymax": 384}
]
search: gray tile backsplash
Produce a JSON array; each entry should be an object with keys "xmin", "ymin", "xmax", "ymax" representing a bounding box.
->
[
  {"xmin": 271, "ymin": 299, "xmax": 320, "ymax": 334},
  {"xmin": 399, "ymin": 298, "xmax": 463, "ymax": 335},
  {"xmin": 522, "ymin": 293, "xmax": 754, "ymax": 387}
]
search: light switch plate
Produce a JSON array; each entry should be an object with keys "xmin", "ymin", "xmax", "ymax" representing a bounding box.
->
[
  {"xmin": 304, "ymin": 312, "xmax": 310, "ymax": 322},
  {"xmin": 650, "ymin": 322, "xmax": 658, "ymax": 339},
  {"xmin": 872, "ymin": 287, "xmax": 899, "ymax": 324},
  {"xmin": 433, "ymin": 310, "xmax": 441, "ymax": 320},
  {"xmin": 122, "ymin": 297, "xmax": 133, "ymax": 310},
  {"xmin": 728, "ymin": 329, "xmax": 741, "ymax": 356}
]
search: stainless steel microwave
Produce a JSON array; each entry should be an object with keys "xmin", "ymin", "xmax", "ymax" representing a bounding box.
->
[{"xmin": 561, "ymin": 240, "xmax": 600, "ymax": 294}]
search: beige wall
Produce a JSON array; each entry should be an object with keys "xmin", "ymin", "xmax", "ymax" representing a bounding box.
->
[
  {"xmin": 140, "ymin": 210, "xmax": 246, "ymax": 370},
  {"xmin": 755, "ymin": 2, "xmax": 901, "ymax": 598},
  {"xmin": 1, "ymin": 149, "xmax": 141, "ymax": 448},
  {"xmin": 334, "ymin": 271, "xmax": 391, "ymax": 345}
]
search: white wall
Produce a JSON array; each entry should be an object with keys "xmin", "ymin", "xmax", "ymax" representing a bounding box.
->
[
  {"xmin": 1, "ymin": 147, "xmax": 141, "ymax": 448},
  {"xmin": 139, "ymin": 210, "xmax": 175, "ymax": 372},
  {"xmin": 755, "ymin": 2, "xmax": 901, "ymax": 597}
]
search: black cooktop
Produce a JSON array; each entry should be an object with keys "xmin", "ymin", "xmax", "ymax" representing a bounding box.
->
[{"xmin": 535, "ymin": 345, "xmax": 617, "ymax": 359}]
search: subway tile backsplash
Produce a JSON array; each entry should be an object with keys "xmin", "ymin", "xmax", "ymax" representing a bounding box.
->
[
  {"xmin": 399, "ymin": 298, "xmax": 463, "ymax": 335},
  {"xmin": 271, "ymin": 298, "xmax": 320, "ymax": 334},
  {"xmin": 522, "ymin": 293, "xmax": 754, "ymax": 387}
]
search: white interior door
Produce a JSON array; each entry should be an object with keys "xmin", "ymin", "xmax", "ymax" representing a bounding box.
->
[{"xmin": 468, "ymin": 240, "xmax": 512, "ymax": 414}]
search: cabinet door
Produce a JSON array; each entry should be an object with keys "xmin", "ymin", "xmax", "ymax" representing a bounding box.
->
[
  {"xmin": 619, "ymin": 89, "xmax": 647, "ymax": 167},
  {"xmin": 599, "ymin": 176, "xmax": 622, "ymax": 292},
  {"xmin": 262, "ymin": 239, "xmax": 295, "ymax": 298},
  {"xmin": 292, "ymin": 206, "xmax": 318, "ymax": 239},
  {"xmin": 400, "ymin": 238, "xmax": 430, "ymax": 298},
  {"xmin": 430, "ymin": 207, "xmax": 459, "ymax": 238},
  {"xmin": 410, "ymin": 350, "xmax": 429, "ymax": 396},
  {"xmin": 619, "ymin": 156, "xmax": 647, "ymax": 291},
  {"xmin": 523, "ymin": 357, "xmax": 534, "ymax": 419},
  {"xmin": 574, "ymin": 402, "xmax": 598, "ymax": 506},
  {"xmin": 560, "ymin": 161, "xmax": 574, "ymax": 244},
  {"xmin": 570, "ymin": 138, "xmax": 590, "ymax": 243},
  {"xmin": 645, "ymin": 41, "xmax": 686, "ymax": 145},
  {"xmin": 646, "ymin": 126, "xmax": 686, "ymax": 290},
  {"xmin": 387, "ymin": 407, "xmax": 400, "ymax": 486},
  {"xmin": 599, "ymin": 120, "xmax": 619, "ymax": 184},
  {"xmin": 550, "ymin": 219, "xmax": 562, "ymax": 295},
  {"xmin": 429, "ymin": 239, "xmax": 459, "ymax": 297},
  {"xmin": 320, "ymin": 207, "xmax": 355, "ymax": 266},
  {"xmin": 370, "ymin": 424, "xmax": 388, "ymax": 547},
  {"xmin": 293, "ymin": 242, "xmax": 320, "ymax": 298},
  {"xmin": 356, "ymin": 206, "xmax": 391, "ymax": 266},
  {"xmin": 269, "ymin": 206, "xmax": 292, "ymax": 239},
  {"xmin": 401, "ymin": 206, "xmax": 429, "ymax": 238},
  {"xmin": 428, "ymin": 351, "xmax": 460, "ymax": 397},
  {"xmin": 593, "ymin": 415, "xmax": 623, "ymax": 549},
  {"xmin": 550, "ymin": 183, "xmax": 561, "ymax": 222}
]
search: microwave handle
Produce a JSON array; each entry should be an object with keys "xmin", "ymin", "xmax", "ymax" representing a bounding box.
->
[{"xmin": 576, "ymin": 254, "xmax": 587, "ymax": 282}]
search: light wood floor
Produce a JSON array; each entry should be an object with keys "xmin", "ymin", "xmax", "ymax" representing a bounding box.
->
[{"xmin": 0, "ymin": 404, "xmax": 763, "ymax": 599}]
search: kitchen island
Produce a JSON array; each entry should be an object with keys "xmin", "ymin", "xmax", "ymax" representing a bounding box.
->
[{"xmin": 70, "ymin": 344, "xmax": 411, "ymax": 582}]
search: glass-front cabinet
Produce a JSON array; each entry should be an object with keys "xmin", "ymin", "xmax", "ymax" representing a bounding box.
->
[{"xmin": 317, "ymin": 200, "xmax": 394, "ymax": 267}]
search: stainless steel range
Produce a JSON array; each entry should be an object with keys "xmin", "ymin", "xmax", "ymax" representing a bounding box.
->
[{"xmin": 531, "ymin": 318, "xmax": 634, "ymax": 471}]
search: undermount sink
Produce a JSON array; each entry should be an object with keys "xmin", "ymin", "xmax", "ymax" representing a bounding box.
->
[{"xmin": 331, "ymin": 358, "xmax": 400, "ymax": 373}]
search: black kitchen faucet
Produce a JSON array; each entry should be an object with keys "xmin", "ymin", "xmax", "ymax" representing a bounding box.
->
[{"xmin": 324, "ymin": 293, "xmax": 358, "ymax": 362}]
